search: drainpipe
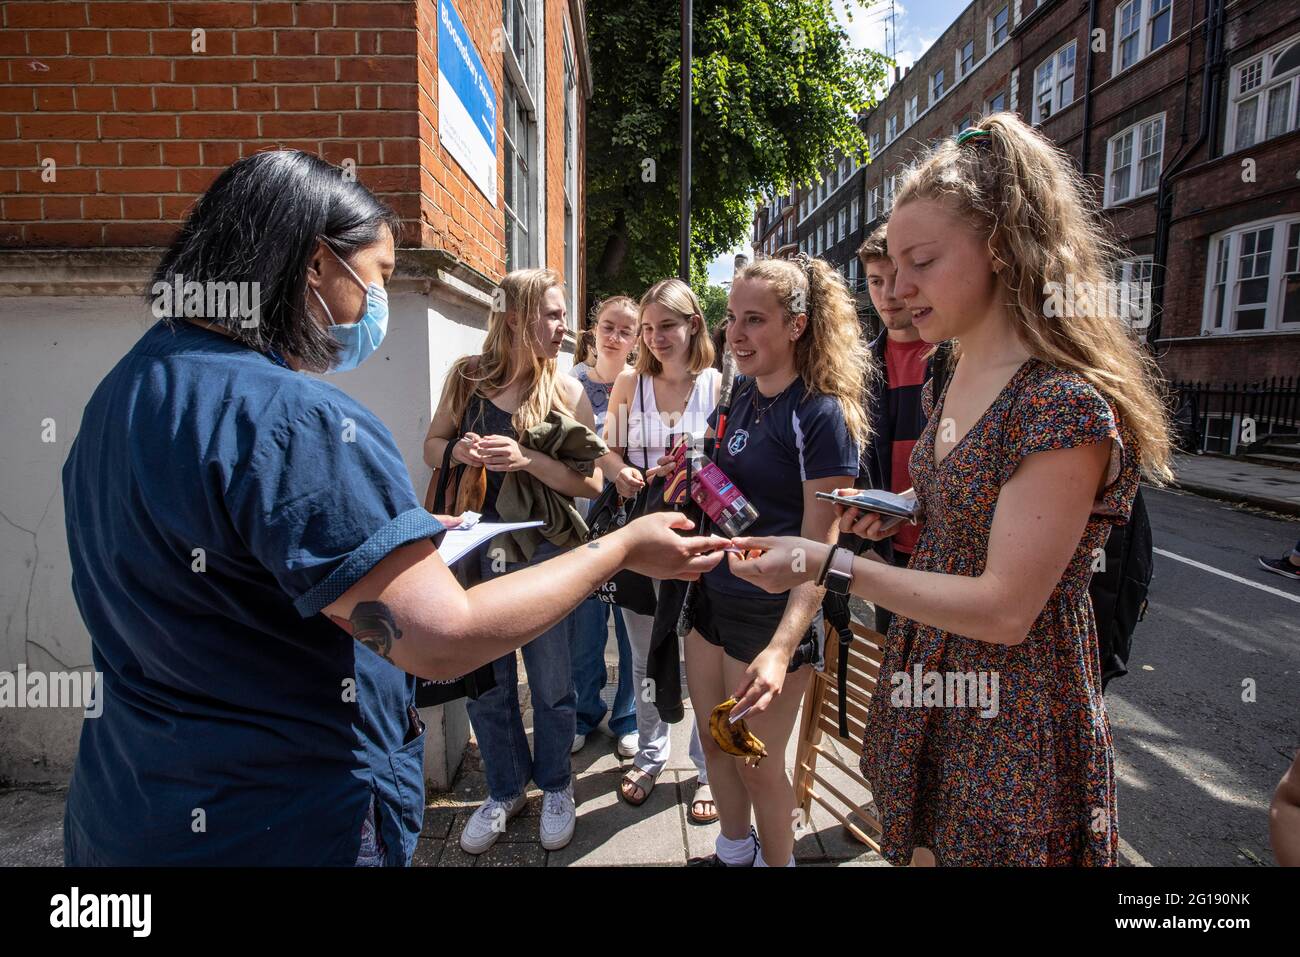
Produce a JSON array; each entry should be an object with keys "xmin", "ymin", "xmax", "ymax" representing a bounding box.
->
[
  {"xmin": 1150, "ymin": 0, "xmax": 1224, "ymax": 346},
  {"xmin": 1080, "ymin": 0, "xmax": 1100, "ymax": 175}
]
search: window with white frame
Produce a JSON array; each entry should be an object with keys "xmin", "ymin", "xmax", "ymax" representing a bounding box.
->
[
  {"xmin": 931, "ymin": 68, "xmax": 946, "ymax": 104},
  {"xmin": 884, "ymin": 175, "xmax": 895, "ymax": 211},
  {"xmin": 1113, "ymin": 256, "xmax": 1155, "ymax": 328},
  {"xmin": 870, "ymin": 131, "xmax": 881, "ymax": 156},
  {"xmin": 886, "ymin": 113, "xmax": 898, "ymax": 142},
  {"xmin": 989, "ymin": 5, "xmax": 1009, "ymax": 48},
  {"xmin": 987, "ymin": 90, "xmax": 1007, "ymax": 114},
  {"xmin": 1034, "ymin": 41, "xmax": 1077, "ymax": 123},
  {"xmin": 868, "ymin": 184, "xmax": 879, "ymax": 221},
  {"xmin": 1116, "ymin": 255, "xmax": 1154, "ymax": 287},
  {"xmin": 1114, "ymin": 0, "xmax": 1172, "ymax": 76},
  {"xmin": 955, "ymin": 116, "xmax": 975, "ymax": 134},
  {"xmin": 906, "ymin": 94, "xmax": 918, "ymax": 127},
  {"xmin": 838, "ymin": 206, "xmax": 848, "ymax": 241},
  {"xmin": 503, "ymin": 0, "xmax": 541, "ymax": 271},
  {"xmin": 1106, "ymin": 114, "xmax": 1164, "ymax": 206},
  {"xmin": 851, "ymin": 196, "xmax": 859, "ymax": 232},
  {"xmin": 1203, "ymin": 216, "xmax": 1300, "ymax": 333},
  {"xmin": 840, "ymin": 156, "xmax": 851, "ymax": 181},
  {"xmin": 562, "ymin": 28, "xmax": 578, "ymax": 326},
  {"xmin": 1228, "ymin": 34, "xmax": 1300, "ymax": 152},
  {"xmin": 957, "ymin": 40, "xmax": 975, "ymax": 80}
]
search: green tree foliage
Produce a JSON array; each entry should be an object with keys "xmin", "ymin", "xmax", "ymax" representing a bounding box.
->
[
  {"xmin": 585, "ymin": 0, "xmax": 888, "ymax": 308},
  {"xmin": 697, "ymin": 282, "xmax": 729, "ymax": 330}
]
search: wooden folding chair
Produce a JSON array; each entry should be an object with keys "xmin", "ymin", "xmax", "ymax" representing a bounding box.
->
[{"xmin": 794, "ymin": 617, "xmax": 887, "ymax": 853}]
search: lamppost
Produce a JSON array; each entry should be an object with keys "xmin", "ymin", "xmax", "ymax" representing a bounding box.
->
[{"xmin": 678, "ymin": 0, "xmax": 692, "ymax": 282}]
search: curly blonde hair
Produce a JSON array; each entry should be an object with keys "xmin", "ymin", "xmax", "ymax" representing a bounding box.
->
[
  {"xmin": 893, "ymin": 113, "xmax": 1173, "ymax": 483},
  {"xmin": 734, "ymin": 255, "xmax": 872, "ymax": 447}
]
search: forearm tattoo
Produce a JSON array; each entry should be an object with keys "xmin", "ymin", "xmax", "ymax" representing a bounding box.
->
[{"xmin": 330, "ymin": 601, "xmax": 403, "ymax": 663}]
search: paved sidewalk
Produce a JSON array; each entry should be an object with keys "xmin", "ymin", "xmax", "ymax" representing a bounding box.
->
[
  {"xmin": 1170, "ymin": 452, "xmax": 1300, "ymax": 516},
  {"xmin": 416, "ymin": 671, "xmax": 888, "ymax": 867}
]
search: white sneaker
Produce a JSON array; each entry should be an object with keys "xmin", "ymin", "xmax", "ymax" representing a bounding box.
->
[
  {"xmin": 539, "ymin": 784, "xmax": 576, "ymax": 850},
  {"xmin": 616, "ymin": 732, "xmax": 638, "ymax": 758},
  {"xmin": 571, "ymin": 733, "xmax": 587, "ymax": 754},
  {"xmin": 459, "ymin": 793, "xmax": 527, "ymax": 855}
]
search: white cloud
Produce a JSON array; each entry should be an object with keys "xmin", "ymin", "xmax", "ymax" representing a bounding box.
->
[
  {"xmin": 707, "ymin": 243, "xmax": 754, "ymax": 286},
  {"xmin": 835, "ymin": 0, "xmax": 907, "ymax": 53}
]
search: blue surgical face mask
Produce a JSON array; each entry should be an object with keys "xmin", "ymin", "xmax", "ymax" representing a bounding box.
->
[{"xmin": 312, "ymin": 246, "xmax": 389, "ymax": 374}]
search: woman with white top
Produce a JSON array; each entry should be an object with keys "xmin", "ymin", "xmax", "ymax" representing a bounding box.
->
[
  {"xmin": 567, "ymin": 296, "xmax": 641, "ymax": 759},
  {"xmin": 603, "ymin": 279, "xmax": 720, "ymax": 818}
]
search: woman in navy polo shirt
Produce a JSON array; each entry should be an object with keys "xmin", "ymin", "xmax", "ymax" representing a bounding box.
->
[
  {"xmin": 685, "ymin": 255, "xmax": 871, "ymax": 867},
  {"xmin": 59, "ymin": 150, "xmax": 722, "ymax": 866}
]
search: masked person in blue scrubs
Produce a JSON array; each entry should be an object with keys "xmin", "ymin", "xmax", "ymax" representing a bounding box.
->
[{"xmin": 60, "ymin": 150, "xmax": 724, "ymax": 866}]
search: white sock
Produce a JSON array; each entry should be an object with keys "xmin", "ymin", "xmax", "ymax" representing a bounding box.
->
[
  {"xmin": 715, "ymin": 831, "xmax": 757, "ymax": 867},
  {"xmin": 753, "ymin": 851, "xmax": 796, "ymax": 867}
]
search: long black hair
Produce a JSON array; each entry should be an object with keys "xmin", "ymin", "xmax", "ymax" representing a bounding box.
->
[{"xmin": 149, "ymin": 150, "xmax": 402, "ymax": 372}]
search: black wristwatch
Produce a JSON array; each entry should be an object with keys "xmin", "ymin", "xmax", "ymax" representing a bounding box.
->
[{"xmin": 815, "ymin": 545, "xmax": 854, "ymax": 595}]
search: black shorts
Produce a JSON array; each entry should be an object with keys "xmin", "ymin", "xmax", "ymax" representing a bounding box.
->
[{"xmin": 693, "ymin": 583, "xmax": 824, "ymax": 671}]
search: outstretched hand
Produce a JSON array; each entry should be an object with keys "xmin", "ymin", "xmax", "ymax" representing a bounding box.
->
[
  {"xmin": 725, "ymin": 536, "xmax": 821, "ymax": 594},
  {"xmin": 617, "ymin": 512, "xmax": 729, "ymax": 581}
]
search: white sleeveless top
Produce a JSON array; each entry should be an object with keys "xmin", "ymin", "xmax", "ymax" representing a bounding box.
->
[{"xmin": 624, "ymin": 368, "xmax": 721, "ymax": 471}]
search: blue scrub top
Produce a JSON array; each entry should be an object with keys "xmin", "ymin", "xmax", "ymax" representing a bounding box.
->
[{"xmin": 61, "ymin": 320, "xmax": 445, "ymax": 866}]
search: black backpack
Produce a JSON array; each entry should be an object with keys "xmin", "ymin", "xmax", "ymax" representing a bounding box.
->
[{"xmin": 1088, "ymin": 486, "xmax": 1153, "ymax": 691}]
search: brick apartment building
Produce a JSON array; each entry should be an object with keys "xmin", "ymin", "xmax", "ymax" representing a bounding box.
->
[
  {"xmin": 0, "ymin": 0, "xmax": 592, "ymax": 788},
  {"xmin": 1019, "ymin": 0, "xmax": 1299, "ymax": 382},
  {"xmin": 754, "ymin": 0, "xmax": 1299, "ymax": 376}
]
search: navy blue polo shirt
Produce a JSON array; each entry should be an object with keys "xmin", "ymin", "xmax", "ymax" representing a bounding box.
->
[
  {"xmin": 61, "ymin": 320, "xmax": 444, "ymax": 866},
  {"xmin": 705, "ymin": 376, "xmax": 859, "ymax": 597}
]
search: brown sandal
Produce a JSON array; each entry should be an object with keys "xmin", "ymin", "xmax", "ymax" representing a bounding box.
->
[
  {"xmin": 619, "ymin": 767, "xmax": 657, "ymax": 807},
  {"xmin": 689, "ymin": 783, "xmax": 719, "ymax": 824}
]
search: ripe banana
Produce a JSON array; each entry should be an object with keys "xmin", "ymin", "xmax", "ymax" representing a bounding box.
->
[{"xmin": 708, "ymin": 698, "xmax": 768, "ymax": 767}]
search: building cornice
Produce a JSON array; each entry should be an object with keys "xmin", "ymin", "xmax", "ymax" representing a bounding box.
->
[{"xmin": 0, "ymin": 247, "xmax": 501, "ymax": 304}]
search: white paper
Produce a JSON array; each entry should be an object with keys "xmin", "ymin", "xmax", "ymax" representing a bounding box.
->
[
  {"xmin": 453, "ymin": 511, "xmax": 481, "ymax": 530},
  {"xmin": 437, "ymin": 521, "xmax": 543, "ymax": 566}
]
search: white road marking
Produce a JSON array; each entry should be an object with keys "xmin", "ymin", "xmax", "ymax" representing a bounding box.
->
[
  {"xmin": 1153, "ymin": 548, "xmax": 1300, "ymax": 606},
  {"xmin": 1119, "ymin": 835, "xmax": 1152, "ymax": 868}
]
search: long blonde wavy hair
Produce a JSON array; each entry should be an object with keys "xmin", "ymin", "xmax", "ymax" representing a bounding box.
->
[
  {"xmin": 444, "ymin": 268, "xmax": 575, "ymax": 433},
  {"xmin": 895, "ymin": 112, "xmax": 1173, "ymax": 482},
  {"xmin": 734, "ymin": 255, "xmax": 872, "ymax": 447}
]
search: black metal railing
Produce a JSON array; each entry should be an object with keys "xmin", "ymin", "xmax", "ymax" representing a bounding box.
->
[{"xmin": 1169, "ymin": 376, "xmax": 1300, "ymax": 454}]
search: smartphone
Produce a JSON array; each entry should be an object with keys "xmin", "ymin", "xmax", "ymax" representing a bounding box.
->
[{"xmin": 815, "ymin": 490, "xmax": 918, "ymax": 524}]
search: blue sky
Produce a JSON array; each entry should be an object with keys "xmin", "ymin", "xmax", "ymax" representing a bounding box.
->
[{"xmin": 705, "ymin": 0, "xmax": 965, "ymax": 285}]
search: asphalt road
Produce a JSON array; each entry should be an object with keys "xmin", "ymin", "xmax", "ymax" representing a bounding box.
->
[{"xmin": 1107, "ymin": 486, "xmax": 1299, "ymax": 867}]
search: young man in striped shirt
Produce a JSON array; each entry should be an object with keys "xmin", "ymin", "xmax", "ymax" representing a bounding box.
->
[{"xmin": 857, "ymin": 224, "xmax": 951, "ymax": 635}]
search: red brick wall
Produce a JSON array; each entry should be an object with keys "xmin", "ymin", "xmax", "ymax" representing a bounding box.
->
[
  {"xmin": 1, "ymin": 1, "xmax": 423, "ymax": 248},
  {"xmin": 413, "ymin": 0, "xmax": 503, "ymax": 277},
  {"xmin": 0, "ymin": 0, "xmax": 588, "ymax": 290}
]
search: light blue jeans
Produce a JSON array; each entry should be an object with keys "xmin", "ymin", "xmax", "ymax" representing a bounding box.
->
[
  {"xmin": 572, "ymin": 596, "xmax": 637, "ymax": 738},
  {"xmin": 467, "ymin": 542, "xmax": 577, "ymax": 800}
]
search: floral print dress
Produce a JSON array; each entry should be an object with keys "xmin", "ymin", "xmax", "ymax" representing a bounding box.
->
[{"xmin": 859, "ymin": 359, "xmax": 1139, "ymax": 866}]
